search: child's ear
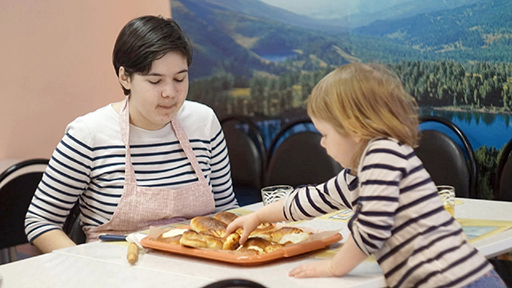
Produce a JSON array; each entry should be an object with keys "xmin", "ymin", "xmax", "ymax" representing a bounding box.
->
[{"xmin": 118, "ymin": 67, "xmax": 131, "ymax": 91}]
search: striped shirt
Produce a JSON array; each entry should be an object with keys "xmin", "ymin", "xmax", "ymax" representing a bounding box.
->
[
  {"xmin": 283, "ymin": 138, "xmax": 491, "ymax": 287},
  {"xmin": 25, "ymin": 100, "xmax": 238, "ymax": 243}
]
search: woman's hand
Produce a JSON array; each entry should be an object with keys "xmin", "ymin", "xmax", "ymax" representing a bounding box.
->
[
  {"xmin": 289, "ymin": 259, "xmax": 339, "ymax": 278},
  {"xmin": 225, "ymin": 213, "xmax": 262, "ymax": 245}
]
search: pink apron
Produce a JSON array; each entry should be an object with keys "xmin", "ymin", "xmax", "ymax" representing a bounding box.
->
[{"xmin": 84, "ymin": 98, "xmax": 215, "ymax": 241}]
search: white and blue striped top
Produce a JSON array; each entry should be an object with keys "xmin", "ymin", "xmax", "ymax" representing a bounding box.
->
[
  {"xmin": 25, "ymin": 100, "xmax": 238, "ymax": 242},
  {"xmin": 282, "ymin": 137, "xmax": 491, "ymax": 288}
]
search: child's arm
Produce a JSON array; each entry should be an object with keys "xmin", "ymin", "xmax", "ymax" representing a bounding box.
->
[
  {"xmin": 289, "ymin": 234, "xmax": 367, "ymax": 278},
  {"xmin": 226, "ymin": 199, "xmax": 286, "ymax": 244}
]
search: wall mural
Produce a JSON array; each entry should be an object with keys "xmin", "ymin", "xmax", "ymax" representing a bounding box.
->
[{"xmin": 171, "ymin": 0, "xmax": 512, "ymax": 198}]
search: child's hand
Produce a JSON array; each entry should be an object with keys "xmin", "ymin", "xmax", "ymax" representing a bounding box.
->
[
  {"xmin": 289, "ymin": 259, "xmax": 339, "ymax": 278},
  {"xmin": 225, "ymin": 213, "xmax": 262, "ymax": 245}
]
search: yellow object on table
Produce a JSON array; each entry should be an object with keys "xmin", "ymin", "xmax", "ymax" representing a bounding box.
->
[
  {"xmin": 456, "ymin": 218, "xmax": 512, "ymax": 243},
  {"xmin": 127, "ymin": 242, "xmax": 139, "ymax": 264}
]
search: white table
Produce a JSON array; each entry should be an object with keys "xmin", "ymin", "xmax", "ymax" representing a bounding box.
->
[
  {"xmin": 1, "ymin": 198, "xmax": 511, "ymax": 288},
  {"xmin": 454, "ymin": 198, "xmax": 512, "ymax": 258}
]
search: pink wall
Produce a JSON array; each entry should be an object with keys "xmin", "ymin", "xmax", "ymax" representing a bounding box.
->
[{"xmin": 0, "ymin": 1, "xmax": 171, "ymax": 159}]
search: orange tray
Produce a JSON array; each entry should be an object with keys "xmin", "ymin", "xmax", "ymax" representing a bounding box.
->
[{"xmin": 140, "ymin": 229, "xmax": 342, "ymax": 266}]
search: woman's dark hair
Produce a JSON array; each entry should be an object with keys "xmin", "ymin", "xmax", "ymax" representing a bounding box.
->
[{"xmin": 113, "ymin": 15, "xmax": 193, "ymax": 95}]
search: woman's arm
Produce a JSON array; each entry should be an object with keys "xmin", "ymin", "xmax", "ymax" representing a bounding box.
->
[
  {"xmin": 32, "ymin": 230, "xmax": 77, "ymax": 253},
  {"xmin": 25, "ymin": 119, "xmax": 92, "ymax": 247}
]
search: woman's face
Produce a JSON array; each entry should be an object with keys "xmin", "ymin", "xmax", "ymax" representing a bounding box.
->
[
  {"xmin": 311, "ymin": 117, "xmax": 363, "ymax": 169},
  {"xmin": 119, "ymin": 51, "xmax": 189, "ymax": 130}
]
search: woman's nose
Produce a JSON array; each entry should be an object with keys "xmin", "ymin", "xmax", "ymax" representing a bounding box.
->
[{"xmin": 162, "ymin": 82, "xmax": 176, "ymax": 98}]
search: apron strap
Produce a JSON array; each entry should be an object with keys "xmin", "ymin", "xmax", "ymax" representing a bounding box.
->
[
  {"xmin": 119, "ymin": 97, "xmax": 207, "ymax": 185},
  {"xmin": 170, "ymin": 118, "xmax": 207, "ymax": 184},
  {"xmin": 119, "ymin": 97, "xmax": 136, "ymax": 183}
]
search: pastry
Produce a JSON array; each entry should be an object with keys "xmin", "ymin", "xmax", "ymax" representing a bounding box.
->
[
  {"xmin": 269, "ymin": 227, "xmax": 310, "ymax": 244},
  {"xmin": 238, "ymin": 237, "xmax": 284, "ymax": 254},
  {"xmin": 156, "ymin": 228, "xmax": 188, "ymax": 245},
  {"xmin": 156, "ymin": 215, "xmax": 311, "ymax": 254},
  {"xmin": 214, "ymin": 211, "xmax": 238, "ymax": 225},
  {"xmin": 246, "ymin": 226, "xmax": 310, "ymax": 244},
  {"xmin": 179, "ymin": 230, "xmax": 224, "ymax": 250},
  {"xmin": 236, "ymin": 222, "xmax": 277, "ymax": 239},
  {"xmin": 222, "ymin": 232, "xmax": 241, "ymax": 250},
  {"xmin": 190, "ymin": 216, "xmax": 227, "ymax": 238}
]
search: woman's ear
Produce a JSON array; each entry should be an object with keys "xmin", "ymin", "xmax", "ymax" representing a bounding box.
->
[{"xmin": 118, "ymin": 67, "xmax": 131, "ymax": 91}]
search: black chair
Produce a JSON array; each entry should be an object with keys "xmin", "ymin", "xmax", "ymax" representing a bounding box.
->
[
  {"xmin": 0, "ymin": 158, "xmax": 86, "ymax": 264},
  {"xmin": 201, "ymin": 279, "xmax": 266, "ymax": 288},
  {"xmin": 415, "ymin": 116, "xmax": 477, "ymax": 198},
  {"xmin": 495, "ymin": 137, "xmax": 512, "ymax": 200},
  {"xmin": 0, "ymin": 158, "xmax": 48, "ymax": 263},
  {"xmin": 265, "ymin": 119, "xmax": 342, "ymax": 187},
  {"xmin": 63, "ymin": 201, "xmax": 86, "ymax": 244},
  {"xmin": 221, "ymin": 115, "xmax": 266, "ymax": 205},
  {"xmin": 490, "ymin": 138, "xmax": 512, "ymax": 287}
]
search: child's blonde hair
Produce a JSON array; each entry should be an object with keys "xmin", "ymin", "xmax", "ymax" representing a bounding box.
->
[{"xmin": 307, "ymin": 62, "xmax": 419, "ymax": 169}]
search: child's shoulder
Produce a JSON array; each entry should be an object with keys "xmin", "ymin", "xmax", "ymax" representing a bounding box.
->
[{"xmin": 367, "ymin": 137, "xmax": 414, "ymax": 154}]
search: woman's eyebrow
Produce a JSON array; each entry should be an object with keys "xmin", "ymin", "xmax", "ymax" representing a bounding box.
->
[{"xmin": 146, "ymin": 69, "xmax": 188, "ymax": 77}]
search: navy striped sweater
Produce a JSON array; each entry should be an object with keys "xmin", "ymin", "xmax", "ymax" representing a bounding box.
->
[
  {"xmin": 25, "ymin": 100, "xmax": 238, "ymax": 242},
  {"xmin": 282, "ymin": 138, "xmax": 491, "ymax": 287}
]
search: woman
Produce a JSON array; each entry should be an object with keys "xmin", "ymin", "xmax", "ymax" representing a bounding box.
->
[{"xmin": 25, "ymin": 15, "xmax": 238, "ymax": 253}]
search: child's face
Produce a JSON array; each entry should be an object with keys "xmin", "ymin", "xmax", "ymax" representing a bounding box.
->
[
  {"xmin": 311, "ymin": 117, "xmax": 363, "ymax": 170},
  {"xmin": 120, "ymin": 51, "xmax": 189, "ymax": 130}
]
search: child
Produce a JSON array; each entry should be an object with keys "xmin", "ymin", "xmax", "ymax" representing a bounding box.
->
[{"xmin": 226, "ymin": 63, "xmax": 505, "ymax": 287}]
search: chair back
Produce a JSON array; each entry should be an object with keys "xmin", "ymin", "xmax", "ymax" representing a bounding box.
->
[
  {"xmin": 416, "ymin": 116, "xmax": 477, "ymax": 198},
  {"xmin": 265, "ymin": 119, "xmax": 342, "ymax": 187},
  {"xmin": 495, "ymin": 137, "xmax": 512, "ymax": 200},
  {"xmin": 220, "ymin": 115, "xmax": 266, "ymax": 205},
  {"xmin": 63, "ymin": 201, "xmax": 86, "ymax": 244},
  {"xmin": 0, "ymin": 159, "xmax": 48, "ymax": 252}
]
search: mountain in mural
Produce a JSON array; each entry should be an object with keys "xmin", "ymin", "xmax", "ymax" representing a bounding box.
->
[
  {"xmin": 171, "ymin": 0, "xmax": 355, "ymax": 80},
  {"xmin": 172, "ymin": 0, "xmax": 512, "ymax": 80},
  {"xmin": 183, "ymin": 0, "xmax": 349, "ymax": 31},
  {"xmin": 353, "ymin": 0, "xmax": 512, "ymax": 62},
  {"xmin": 260, "ymin": 0, "xmax": 484, "ymax": 28}
]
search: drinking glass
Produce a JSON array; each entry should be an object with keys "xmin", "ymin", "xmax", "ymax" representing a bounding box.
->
[
  {"xmin": 261, "ymin": 185, "xmax": 293, "ymax": 205},
  {"xmin": 437, "ymin": 185, "xmax": 455, "ymax": 217}
]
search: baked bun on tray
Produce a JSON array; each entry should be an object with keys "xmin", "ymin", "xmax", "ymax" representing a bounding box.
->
[
  {"xmin": 214, "ymin": 211, "xmax": 239, "ymax": 225},
  {"xmin": 154, "ymin": 212, "xmax": 311, "ymax": 254},
  {"xmin": 237, "ymin": 237, "xmax": 283, "ymax": 254},
  {"xmin": 190, "ymin": 216, "xmax": 227, "ymax": 238}
]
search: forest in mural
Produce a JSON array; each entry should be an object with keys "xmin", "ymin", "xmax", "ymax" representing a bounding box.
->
[{"xmin": 170, "ymin": 0, "xmax": 512, "ymax": 198}]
